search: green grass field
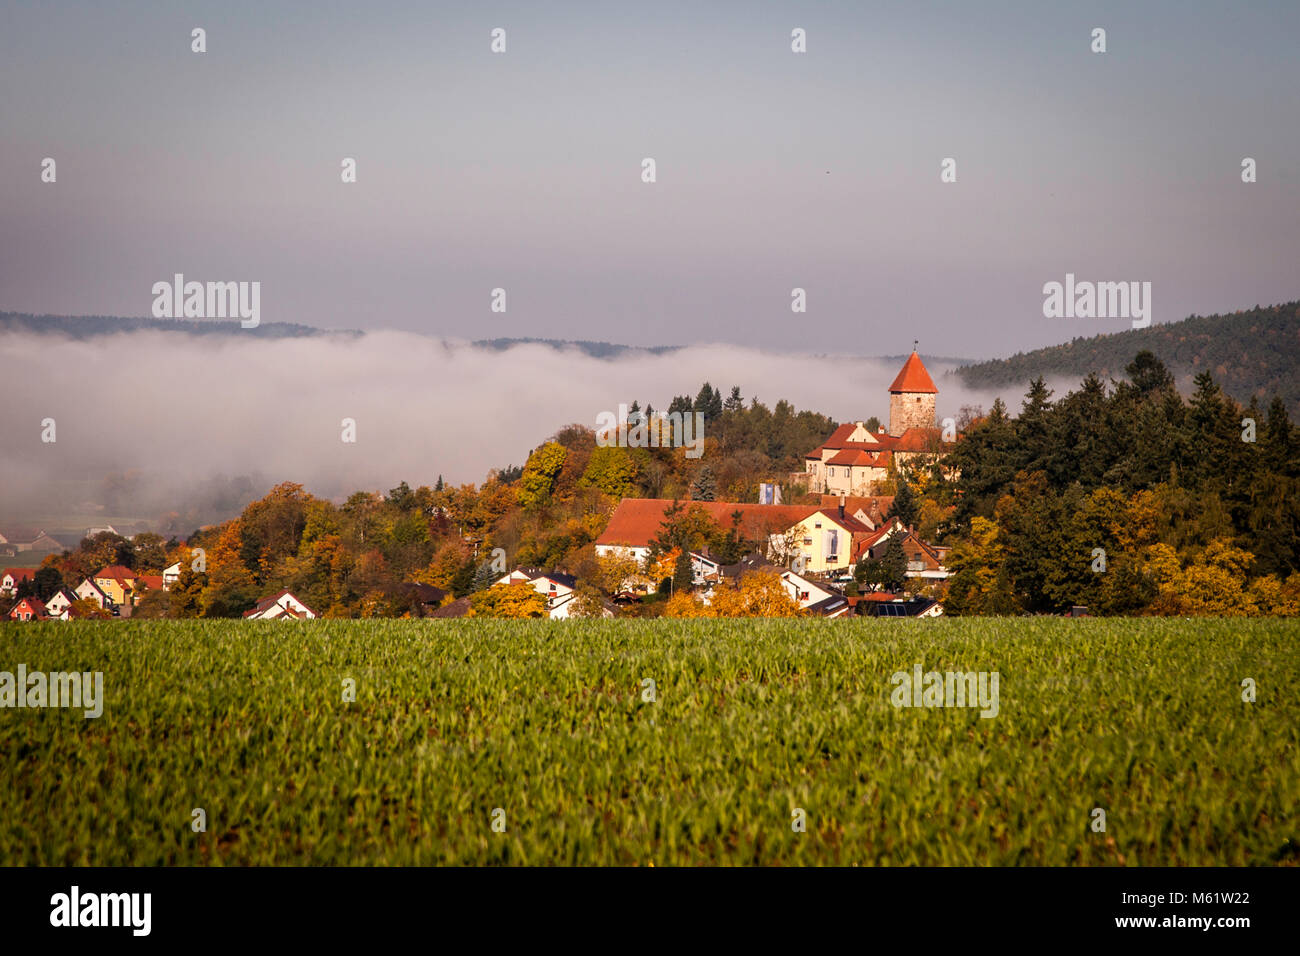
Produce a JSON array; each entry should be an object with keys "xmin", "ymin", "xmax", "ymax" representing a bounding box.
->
[{"xmin": 1, "ymin": 618, "xmax": 1296, "ymax": 866}]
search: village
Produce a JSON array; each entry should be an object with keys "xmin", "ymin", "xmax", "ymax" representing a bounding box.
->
[{"xmin": 2, "ymin": 352, "xmax": 957, "ymax": 623}]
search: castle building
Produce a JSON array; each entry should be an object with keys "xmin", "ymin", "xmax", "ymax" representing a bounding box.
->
[
  {"xmin": 800, "ymin": 350, "xmax": 946, "ymax": 497},
  {"xmin": 887, "ymin": 349, "xmax": 938, "ymax": 436}
]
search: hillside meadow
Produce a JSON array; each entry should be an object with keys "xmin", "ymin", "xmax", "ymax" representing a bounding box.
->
[{"xmin": 0, "ymin": 618, "xmax": 1296, "ymax": 866}]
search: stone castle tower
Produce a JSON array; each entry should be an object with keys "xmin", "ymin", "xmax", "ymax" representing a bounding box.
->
[{"xmin": 888, "ymin": 349, "xmax": 938, "ymax": 437}]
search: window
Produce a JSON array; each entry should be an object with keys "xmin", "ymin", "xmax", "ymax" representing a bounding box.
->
[{"xmin": 828, "ymin": 468, "xmax": 835, "ymax": 477}]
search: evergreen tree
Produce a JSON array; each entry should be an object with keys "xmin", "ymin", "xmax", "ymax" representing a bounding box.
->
[
  {"xmin": 879, "ymin": 536, "xmax": 907, "ymax": 591},
  {"xmin": 690, "ymin": 465, "xmax": 717, "ymax": 501},
  {"xmin": 34, "ymin": 566, "xmax": 64, "ymax": 602},
  {"xmin": 723, "ymin": 386, "xmax": 744, "ymax": 413},
  {"xmin": 694, "ymin": 382, "xmax": 723, "ymax": 424},
  {"xmin": 892, "ymin": 476, "xmax": 918, "ymax": 528},
  {"xmin": 673, "ymin": 547, "xmax": 694, "ymax": 594},
  {"xmin": 471, "ymin": 559, "xmax": 499, "ymax": 593}
]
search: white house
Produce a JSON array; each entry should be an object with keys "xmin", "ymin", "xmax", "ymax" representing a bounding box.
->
[
  {"xmin": 75, "ymin": 578, "xmax": 113, "ymax": 610},
  {"xmin": 1, "ymin": 568, "xmax": 36, "ymax": 596},
  {"xmin": 494, "ymin": 569, "xmax": 581, "ymax": 619},
  {"xmin": 162, "ymin": 561, "xmax": 182, "ymax": 590},
  {"xmin": 243, "ymin": 590, "xmax": 318, "ymax": 620},
  {"xmin": 45, "ymin": 589, "xmax": 78, "ymax": 620},
  {"xmin": 779, "ymin": 569, "xmax": 851, "ymax": 617}
]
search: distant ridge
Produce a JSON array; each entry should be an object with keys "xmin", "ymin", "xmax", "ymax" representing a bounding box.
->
[
  {"xmin": 471, "ymin": 337, "xmax": 680, "ymax": 358},
  {"xmin": 954, "ymin": 300, "xmax": 1300, "ymax": 412},
  {"xmin": 0, "ymin": 312, "xmax": 339, "ymax": 339}
]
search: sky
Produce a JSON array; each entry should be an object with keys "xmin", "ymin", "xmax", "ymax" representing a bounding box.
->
[{"xmin": 2, "ymin": 0, "xmax": 1297, "ymax": 358}]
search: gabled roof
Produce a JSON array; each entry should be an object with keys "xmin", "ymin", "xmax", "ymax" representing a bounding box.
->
[
  {"xmin": 818, "ymin": 495, "xmax": 895, "ymax": 523},
  {"xmin": 429, "ymin": 596, "xmax": 471, "ymax": 618},
  {"xmin": 891, "ymin": 427, "xmax": 945, "ymax": 452},
  {"xmin": 242, "ymin": 589, "xmax": 318, "ymax": 619},
  {"xmin": 77, "ymin": 578, "xmax": 109, "ymax": 598},
  {"xmin": 94, "ymin": 565, "xmax": 136, "ymax": 581},
  {"xmin": 401, "ymin": 582, "xmax": 448, "ymax": 604},
  {"xmin": 596, "ymin": 500, "xmax": 820, "ymax": 550},
  {"xmin": 804, "ymin": 594, "xmax": 850, "ymax": 617},
  {"xmin": 888, "ymin": 351, "xmax": 938, "ymax": 394},
  {"xmin": 824, "ymin": 448, "xmax": 889, "ymax": 467},
  {"xmin": 8, "ymin": 596, "xmax": 48, "ymax": 618}
]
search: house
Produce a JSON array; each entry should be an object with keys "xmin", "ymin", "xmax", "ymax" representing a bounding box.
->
[
  {"xmin": 45, "ymin": 589, "xmax": 78, "ymax": 620},
  {"xmin": 784, "ymin": 507, "xmax": 878, "ymax": 574},
  {"xmin": 242, "ymin": 590, "xmax": 319, "ymax": 620},
  {"xmin": 595, "ymin": 499, "xmax": 822, "ymax": 567},
  {"xmin": 0, "ymin": 528, "xmax": 61, "ymax": 554},
  {"xmin": 713, "ymin": 553, "xmax": 851, "ymax": 617},
  {"xmin": 92, "ymin": 566, "xmax": 138, "ymax": 606},
  {"xmin": 495, "ymin": 569, "xmax": 581, "ymax": 619},
  {"xmin": 856, "ymin": 527, "xmax": 950, "ymax": 580},
  {"xmin": 429, "ymin": 596, "xmax": 472, "ymax": 618},
  {"xmin": 135, "ymin": 574, "xmax": 165, "ymax": 593},
  {"xmin": 1, "ymin": 568, "xmax": 36, "ymax": 596},
  {"xmin": 860, "ymin": 595, "xmax": 944, "ymax": 618},
  {"xmin": 75, "ymin": 578, "xmax": 114, "ymax": 610},
  {"xmin": 162, "ymin": 562, "xmax": 182, "ymax": 590},
  {"xmin": 399, "ymin": 582, "xmax": 449, "ymax": 615},
  {"xmin": 8, "ymin": 596, "xmax": 49, "ymax": 622},
  {"xmin": 780, "ymin": 568, "xmax": 851, "ymax": 617},
  {"xmin": 817, "ymin": 494, "xmax": 895, "ymax": 531},
  {"xmin": 799, "ymin": 350, "xmax": 953, "ymax": 495},
  {"xmin": 689, "ymin": 552, "xmax": 722, "ymax": 587}
]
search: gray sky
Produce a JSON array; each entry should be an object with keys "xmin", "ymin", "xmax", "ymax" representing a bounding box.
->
[{"xmin": 2, "ymin": 0, "xmax": 1297, "ymax": 357}]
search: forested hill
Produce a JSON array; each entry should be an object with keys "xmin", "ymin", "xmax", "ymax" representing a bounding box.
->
[
  {"xmin": 0, "ymin": 311, "xmax": 335, "ymax": 339},
  {"xmin": 954, "ymin": 301, "xmax": 1300, "ymax": 412}
]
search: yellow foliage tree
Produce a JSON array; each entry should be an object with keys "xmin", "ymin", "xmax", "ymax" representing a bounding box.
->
[
  {"xmin": 708, "ymin": 571, "xmax": 803, "ymax": 617},
  {"xmin": 469, "ymin": 581, "xmax": 549, "ymax": 618}
]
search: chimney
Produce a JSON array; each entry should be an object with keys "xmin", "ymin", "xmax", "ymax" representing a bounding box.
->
[{"xmin": 838, "ymin": 493, "xmax": 846, "ymax": 520}]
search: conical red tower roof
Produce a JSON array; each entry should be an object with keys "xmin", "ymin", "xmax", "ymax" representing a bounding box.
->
[{"xmin": 888, "ymin": 351, "xmax": 937, "ymax": 393}]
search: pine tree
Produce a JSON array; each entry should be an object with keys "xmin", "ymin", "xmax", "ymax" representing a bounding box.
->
[
  {"xmin": 673, "ymin": 547, "xmax": 694, "ymax": 594},
  {"xmin": 690, "ymin": 465, "xmax": 717, "ymax": 501},
  {"xmin": 471, "ymin": 560, "xmax": 499, "ymax": 593},
  {"xmin": 724, "ymin": 386, "xmax": 744, "ymax": 413},
  {"xmin": 695, "ymin": 382, "xmax": 723, "ymax": 424},
  {"xmin": 880, "ymin": 536, "xmax": 907, "ymax": 591},
  {"xmin": 892, "ymin": 475, "xmax": 918, "ymax": 528}
]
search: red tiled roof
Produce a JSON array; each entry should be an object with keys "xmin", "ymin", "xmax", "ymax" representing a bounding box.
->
[
  {"xmin": 892, "ymin": 427, "xmax": 945, "ymax": 452},
  {"xmin": 818, "ymin": 495, "xmax": 895, "ymax": 520},
  {"xmin": 825, "ymin": 448, "xmax": 888, "ymax": 467},
  {"xmin": 94, "ymin": 565, "xmax": 136, "ymax": 580},
  {"xmin": 596, "ymin": 499, "xmax": 821, "ymax": 549},
  {"xmin": 137, "ymin": 575, "xmax": 165, "ymax": 591},
  {"xmin": 8, "ymin": 597, "xmax": 48, "ymax": 619},
  {"xmin": 888, "ymin": 352, "xmax": 938, "ymax": 393},
  {"xmin": 3, "ymin": 568, "xmax": 36, "ymax": 581}
]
